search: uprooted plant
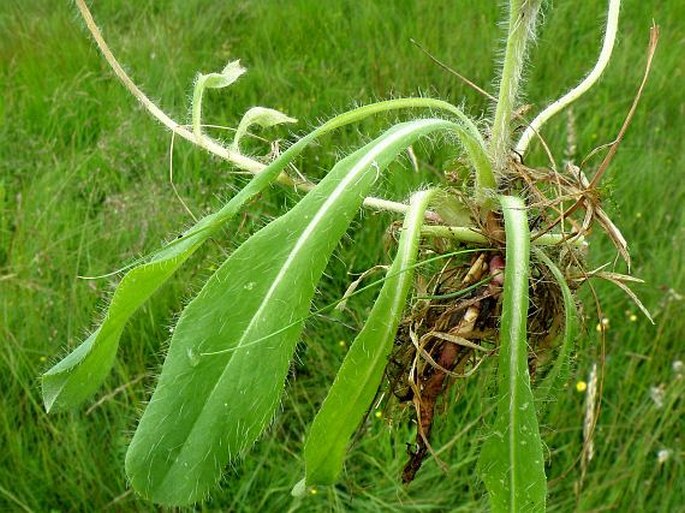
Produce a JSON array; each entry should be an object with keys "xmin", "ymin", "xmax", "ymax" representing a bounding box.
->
[{"xmin": 42, "ymin": 0, "xmax": 657, "ymax": 510}]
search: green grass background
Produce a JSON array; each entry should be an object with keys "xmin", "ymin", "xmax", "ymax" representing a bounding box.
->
[{"xmin": 1, "ymin": 0, "xmax": 683, "ymax": 511}]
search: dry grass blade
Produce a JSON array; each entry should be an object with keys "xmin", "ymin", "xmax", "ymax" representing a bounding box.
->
[
  {"xmin": 431, "ymin": 331, "xmax": 489, "ymax": 352},
  {"xmin": 579, "ymin": 362, "xmax": 599, "ymax": 491},
  {"xmin": 409, "ymin": 330, "xmax": 486, "ymax": 379},
  {"xmin": 588, "ymin": 24, "xmax": 660, "ymax": 189},
  {"xmin": 593, "ymin": 272, "xmax": 654, "ymax": 324},
  {"xmin": 591, "ymin": 271, "xmax": 644, "ymax": 284},
  {"xmin": 85, "ymin": 374, "xmax": 149, "ymax": 415},
  {"xmin": 335, "ymin": 265, "xmax": 389, "ymax": 312},
  {"xmin": 594, "ymin": 206, "xmax": 631, "ymax": 270},
  {"xmin": 573, "ymin": 164, "xmax": 631, "ymax": 268},
  {"xmin": 410, "ymin": 38, "xmax": 496, "ymax": 101}
]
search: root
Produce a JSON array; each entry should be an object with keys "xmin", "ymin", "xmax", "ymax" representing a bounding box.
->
[
  {"xmin": 384, "ymin": 88, "xmax": 648, "ymax": 482},
  {"xmin": 399, "ymin": 252, "xmax": 499, "ymax": 483},
  {"xmin": 392, "ymin": 238, "xmax": 566, "ymax": 483}
]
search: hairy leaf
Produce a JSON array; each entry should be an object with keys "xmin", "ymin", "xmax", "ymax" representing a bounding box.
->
[
  {"xmin": 125, "ymin": 119, "xmax": 457, "ymax": 505},
  {"xmin": 431, "ymin": 189, "xmax": 473, "ymax": 227},
  {"xmin": 41, "ymin": 98, "xmax": 465, "ymax": 413},
  {"xmin": 232, "ymin": 106, "xmax": 297, "ymax": 151},
  {"xmin": 192, "ymin": 60, "xmax": 247, "ymax": 137},
  {"xmin": 299, "ymin": 188, "xmax": 436, "ymax": 491},
  {"xmin": 201, "ymin": 60, "xmax": 247, "ymax": 90},
  {"xmin": 477, "ymin": 195, "xmax": 546, "ymax": 513}
]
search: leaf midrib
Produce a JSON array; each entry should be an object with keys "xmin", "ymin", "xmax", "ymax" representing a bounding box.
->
[
  {"xmin": 502, "ymin": 196, "xmax": 529, "ymax": 510},
  {"xmin": 154, "ymin": 120, "xmax": 443, "ymax": 492}
]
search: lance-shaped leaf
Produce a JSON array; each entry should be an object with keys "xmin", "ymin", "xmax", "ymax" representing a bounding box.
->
[
  {"xmin": 41, "ymin": 212, "xmax": 234, "ymax": 413},
  {"xmin": 125, "ymin": 119, "xmax": 457, "ymax": 506},
  {"xmin": 298, "ymin": 188, "xmax": 436, "ymax": 492},
  {"xmin": 41, "ymin": 99, "xmax": 465, "ymax": 413},
  {"xmin": 533, "ymin": 247, "xmax": 579, "ymax": 405},
  {"xmin": 477, "ymin": 195, "xmax": 546, "ymax": 513},
  {"xmin": 232, "ymin": 106, "xmax": 297, "ymax": 152}
]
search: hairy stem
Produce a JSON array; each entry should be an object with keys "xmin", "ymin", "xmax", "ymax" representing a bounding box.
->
[
  {"xmin": 74, "ymin": 0, "xmax": 261, "ymax": 172},
  {"xmin": 490, "ymin": 0, "xmax": 543, "ymax": 173},
  {"xmin": 74, "ymin": 0, "xmax": 484, "ymax": 223},
  {"xmin": 516, "ymin": 0, "xmax": 621, "ymax": 155},
  {"xmin": 192, "ymin": 76, "xmax": 207, "ymax": 140}
]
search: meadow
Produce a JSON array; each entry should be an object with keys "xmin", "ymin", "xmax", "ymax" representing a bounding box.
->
[{"xmin": 1, "ymin": 0, "xmax": 683, "ymax": 511}]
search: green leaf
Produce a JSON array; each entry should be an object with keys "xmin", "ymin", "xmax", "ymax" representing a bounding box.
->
[
  {"xmin": 232, "ymin": 106, "xmax": 297, "ymax": 151},
  {"xmin": 41, "ymin": 217, "xmax": 228, "ymax": 413},
  {"xmin": 532, "ymin": 248, "xmax": 579, "ymax": 404},
  {"xmin": 40, "ymin": 99, "xmax": 466, "ymax": 413},
  {"xmin": 201, "ymin": 60, "xmax": 247, "ymax": 90},
  {"xmin": 125, "ymin": 119, "xmax": 457, "ymax": 505},
  {"xmin": 431, "ymin": 189, "xmax": 472, "ymax": 226},
  {"xmin": 299, "ymin": 188, "xmax": 436, "ymax": 491},
  {"xmin": 192, "ymin": 60, "xmax": 247, "ymax": 137},
  {"xmin": 477, "ymin": 195, "xmax": 546, "ymax": 513}
]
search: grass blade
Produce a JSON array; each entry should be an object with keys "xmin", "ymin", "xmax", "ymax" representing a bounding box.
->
[
  {"xmin": 299, "ymin": 188, "xmax": 436, "ymax": 490},
  {"xmin": 533, "ymin": 248, "xmax": 579, "ymax": 404},
  {"xmin": 125, "ymin": 119, "xmax": 457, "ymax": 505},
  {"xmin": 40, "ymin": 99, "xmax": 467, "ymax": 413},
  {"xmin": 477, "ymin": 195, "xmax": 546, "ymax": 513}
]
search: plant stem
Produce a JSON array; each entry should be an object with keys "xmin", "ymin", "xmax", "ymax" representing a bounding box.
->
[
  {"xmin": 421, "ymin": 225, "xmax": 585, "ymax": 247},
  {"xmin": 490, "ymin": 0, "xmax": 543, "ymax": 173},
  {"xmin": 74, "ymin": 0, "xmax": 480, "ymax": 223},
  {"xmin": 192, "ymin": 75, "xmax": 207, "ymax": 140},
  {"xmin": 516, "ymin": 0, "xmax": 621, "ymax": 155},
  {"xmin": 74, "ymin": 0, "xmax": 262, "ymax": 172}
]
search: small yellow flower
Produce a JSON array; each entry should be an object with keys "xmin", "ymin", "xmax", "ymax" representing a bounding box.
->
[
  {"xmin": 629, "ymin": 314, "xmax": 638, "ymax": 322},
  {"xmin": 595, "ymin": 317, "xmax": 609, "ymax": 332},
  {"xmin": 309, "ymin": 487, "xmax": 318, "ymax": 495},
  {"xmin": 338, "ymin": 340, "xmax": 347, "ymax": 348},
  {"xmin": 374, "ymin": 409, "xmax": 383, "ymax": 419},
  {"xmin": 576, "ymin": 381, "xmax": 588, "ymax": 393}
]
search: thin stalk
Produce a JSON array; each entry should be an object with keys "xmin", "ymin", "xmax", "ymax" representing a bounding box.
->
[
  {"xmin": 192, "ymin": 76, "xmax": 207, "ymax": 140},
  {"xmin": 490, "ymin": 0, "xmax": 543, "ymax": 173},
  {"xmin": 516, "ymin": 0, "xmax": 621, "ymax": 155},
  {"xmin": 421, "ymin": 225, "xmax": 585, "ymax": 247},
  {"xmin": 73, "ymin": 0, "xmax": 485, "ymax": 222},
  {"xmin": 74, "ymin": 0, "xmax": 261, "ymax": 172}
]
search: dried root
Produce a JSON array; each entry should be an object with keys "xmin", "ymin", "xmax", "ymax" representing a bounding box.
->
[
  {"xmin": 387, "ymin": 157, "xmax": 604, "ymax": 482},
  {"xmin": 393, "ymin": 251, "xmax": 500, "ymax": 482},
  {"xmin": 376, "ymin": 139, "xmax": 649, "ymax": 483}
]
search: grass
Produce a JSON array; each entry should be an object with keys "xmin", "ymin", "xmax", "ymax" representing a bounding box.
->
[{"xmin": 1, "ymin": 0, "xmax": 683, "ymax": 511}]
